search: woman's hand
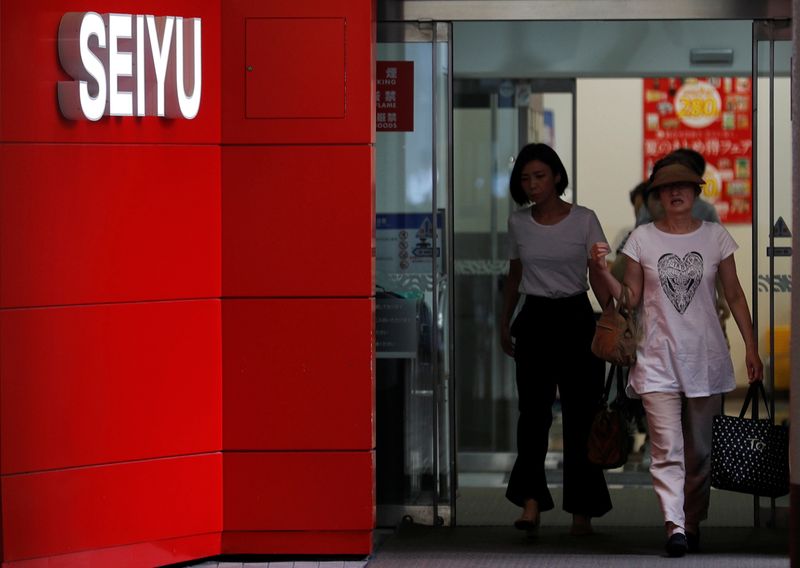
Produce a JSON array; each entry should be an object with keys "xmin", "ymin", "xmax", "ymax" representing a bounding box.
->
[
  {"xmin": 590, "ymin": 242, "xmax": 611, "ymax": 273},
  {"xmin": 589, "ymin": 242, "xmax": 621, "ymax": 307},
  {"xmin": 745, "ymin": 348, "xmax": 764, "ymax": 383},
  {"xmin": 501, "ymin": 324, "xmax": 515, "ymax": 357}
]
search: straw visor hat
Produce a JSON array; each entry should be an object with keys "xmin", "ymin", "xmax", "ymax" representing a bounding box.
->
[{"xmin": 649, "ymin": 163, "xmax": 705, "ymax": 194}]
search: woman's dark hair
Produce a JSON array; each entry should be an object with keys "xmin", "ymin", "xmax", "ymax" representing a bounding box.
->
[
  {"xmin": 668, "ymin": 148, "xmax": 706, "ymax": 176},
  {"xmin": 509, "ymin": 143, "xmax": 569, "ymax": 205}
]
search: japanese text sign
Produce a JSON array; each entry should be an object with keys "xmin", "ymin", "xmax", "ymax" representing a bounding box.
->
[
  {"xmin": 643, "ymin": 77, "xmax": 752, "ymax": 223},
  {"xmin": 377, "ymin": 61, "xmax": 414, "ymax": 132}
]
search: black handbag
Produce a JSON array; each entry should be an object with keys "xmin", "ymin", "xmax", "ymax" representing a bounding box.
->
[
  {"xmin": 587, "ymin": 365, "xmax": 635, "ymax": 469},
  {"xmin": 710, "ymin": 382, "xmax": 790, "ymax": 497}
]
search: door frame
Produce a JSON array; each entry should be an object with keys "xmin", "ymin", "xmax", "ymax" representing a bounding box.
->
[
  {"xmin": 751, "ymin": 18, "xmax": 792, "ymax": 527},
  {"xmin": 379, "ymin": 0, "xmax": 790, "ymax": 21},
  {"xmin": 375, "ymin": 21, "xmax": 455, "ymax": 528}
]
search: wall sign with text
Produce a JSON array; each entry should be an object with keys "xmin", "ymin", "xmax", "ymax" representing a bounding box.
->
[
  {"xmin": 643, "ymin": 77, "xmax": 752, "ymax": 223},
  {"xmin": 376, "ymin": 61, "xmax": 413, "ymax": 132},
  {"xmin": 57, "ymin": 12, "xmax": 202, "ymax": 121},
  {"xmin": 376, "ymin": 211, "xmax": 444, "ymax": 275}
]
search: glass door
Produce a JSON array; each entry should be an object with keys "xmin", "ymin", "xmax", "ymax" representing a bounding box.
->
[
  {"xmin": 752, "ymin": 19, "xmax": 792, "ymax": 526},
  {"xmin": 375, "ymin": 21, "xmax": 454, "ymax": 527},
  {"xmin": 452, "ymin": 79, "xmax": 576, "ymax": 489}
]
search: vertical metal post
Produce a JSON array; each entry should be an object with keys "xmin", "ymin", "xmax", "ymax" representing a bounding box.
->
[
  {"xmin": 430, "ymin": 19, "xmax": 441, "ymax": 528},
  {"xmin": 445, "ymin": 22, "xmax": 457, "ymax": 527},
  {"xmin": 768, "ymin": 30, "xmax": 776, "ymax": 431},
  {"xmin": 489, "ymin": 94, "xmax": 500, "ymax": 451},
  {"xmin": 572, "ymin": 80, "xmax": 578, "ymax": 203},
  {"xmin": 751, "ymin": 20, "xmax": 761, "ymax": 528},
  {"xmin": 768, "ymin": 29, "xmax": 777, "ymax": 528}
]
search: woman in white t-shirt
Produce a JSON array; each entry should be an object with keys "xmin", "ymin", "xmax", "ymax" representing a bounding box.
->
[
  {"xmin": 501, "ymin": 143, "xmax": 612, "ymax": 537},
  {"xmin": 591, "ymin": 163, "xmax": 763, "ymax": 557}
]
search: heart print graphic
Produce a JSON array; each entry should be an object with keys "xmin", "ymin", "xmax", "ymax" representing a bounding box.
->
[{"xmin": 657, "ymin": 252, "xmax": 703, "ymax": 314}]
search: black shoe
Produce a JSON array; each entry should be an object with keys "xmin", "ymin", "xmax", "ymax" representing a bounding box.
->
[
  {"xmin": 665, "ymin": 533, "xmax": 688, "ymax": 557},
  {"xmin": 513, "ymin": 517, "xmax": 540, "ymax": 531},
  {"xmin": 686, "ymin": 530, "xmax": 700, "ymax": 553}
]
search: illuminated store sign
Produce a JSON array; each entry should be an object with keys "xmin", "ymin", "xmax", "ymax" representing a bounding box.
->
[{"xmin": 57, "ymin": 12, "xmax": 202, "ymax": 121}]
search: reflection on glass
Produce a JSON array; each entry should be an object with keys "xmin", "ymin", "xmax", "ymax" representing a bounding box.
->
[{"xmin": 375, "ymin": 25, "xmax": 452, "ymax": 526}]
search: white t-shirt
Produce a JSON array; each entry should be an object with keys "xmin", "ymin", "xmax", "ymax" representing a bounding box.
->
[
  {"xmin": 508, "ymin": 204, "xmax": 607, "ymax": 298},
  {"xmin": 622, "ymin": 221, "xmax": 738, "ymax": 397}
]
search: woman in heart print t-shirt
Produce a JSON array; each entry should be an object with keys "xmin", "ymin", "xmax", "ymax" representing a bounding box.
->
[{"xmin": 591, "ymin": 160, "xmax": 763, "ymax": 558}]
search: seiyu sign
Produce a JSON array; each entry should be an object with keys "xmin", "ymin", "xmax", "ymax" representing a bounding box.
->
[{"xmin": 57, "ymin": 12, "xmax": 202, "ymax": 121}]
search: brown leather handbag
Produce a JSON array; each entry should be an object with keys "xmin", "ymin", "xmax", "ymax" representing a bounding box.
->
[
  {"xmin": 587, "ymin": 365, "xmax": 633, "ymax": 469},
  {"xmin": 591, "ymin": 286, "xmax": 638, "ymax": 367}
]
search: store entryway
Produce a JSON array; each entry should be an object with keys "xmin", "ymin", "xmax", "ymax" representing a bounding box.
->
[{"xmin": 375, "ymin": 6, "xmax": 792, "ymax": 531}]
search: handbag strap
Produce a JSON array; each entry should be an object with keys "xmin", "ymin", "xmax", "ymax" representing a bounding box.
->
[
  {"xmin": 618, "ymin": 285, "xmax": 630, "ymax": 313},
  {"xmin": 738, "ymin": 381, "xmax": 772, "ymax": 421},
  {"xmin": 601, "ymin": 364, "xmax": 615, "ymax": 402},
  {"xmin": 601, "ymin": 286, "xmax": 634, "ymax": 319},
  {"xmin": 601, "ymin": 293, "xmax": 616, "ymax": 313},
  {"xmin": 602, "ymin": 364, "xmax": 626, "ymax": 402},
  {"xmin": 617, "ymin": 286, "xmax": 636, "ymax": 329},
  {"xmin": 615, "ymin": 364, "xmax": 626, "ymax": 398}
]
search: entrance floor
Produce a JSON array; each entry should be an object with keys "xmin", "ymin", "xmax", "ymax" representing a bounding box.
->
[
  {"xmin": 185, "ymin": 520, "xmax": 788, "ymax": 568},
  {"xmin": 367, "ymin": 524, "xmax": 789, "ymax": 567},
  {"xmin": 186, "ymin": 485, "xmax": 788, "ymax": 567},
  {"xmin": 456, "ymin": 474, "xmax": 789, "ymax": 528},
  {"xmin": 369, "ymin": 480, "xmax": 790, "ymax": 566}
]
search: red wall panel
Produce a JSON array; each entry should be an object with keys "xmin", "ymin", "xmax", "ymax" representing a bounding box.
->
[
  {"xmin": 221, "ymin": 0, "xmax": 374, "ymax": 144},
  {"xmin": 4, "ymin": 534, "xmax": 220, "ymax": 568},
  {"xmin": 222, "ymin": 145, "xmax": 374, "ymax": 297},
  {"xmin": 3, "ymin": 532, "xmax": 220, "ymax": 568},
  {"xmin": 0, "ymin": 0, "xmax": 221, "ymax": 144},
  {"xmin": 2, "ymin": 454, "xmax": 222, "ymax": 562},
  {"xmin": 223, "ymin": 298, "xmax": 374, "ymax": 450},
  {"xmin": 245, "ymin": 18, "xmax": 346, "ymax": 119},
  {"xmin": 223, "ymin": 451, "xmax": 374, "ymax": 531},
  {"xmin": 222, "ymin": 531, "xmax": 371, "ymax": 556},
  {"xmin": 0, "ymin": 300, "xmax": 221, "ymax": 475},
  {"xmin": 0, "ymin": 144, "xmax": 221, "ymax": 308}
]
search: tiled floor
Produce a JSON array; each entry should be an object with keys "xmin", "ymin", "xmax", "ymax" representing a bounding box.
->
[{"xmin": 188, "ymin": 561, "xmax": 368, "ymax": 568}]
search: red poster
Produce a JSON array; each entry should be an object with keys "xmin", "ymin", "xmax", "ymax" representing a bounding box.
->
[
  {"xmin": 376, "ymin": 61, "xmax": 414, "ymax": 132},
  {"xmin": 643, "ymin": 77, "xmax": 753, "ymax": 223}
]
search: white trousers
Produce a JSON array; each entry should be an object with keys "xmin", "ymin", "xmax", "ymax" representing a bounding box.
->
[{"xmin": 640, "ymin": 391, "xmax": 722, "ymax": 532}]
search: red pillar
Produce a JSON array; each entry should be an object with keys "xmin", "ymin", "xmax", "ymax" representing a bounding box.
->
[
  {"xmin": 0, "ymin": 0, "xmax": 375, "ymax": 564},
  {"xmin": 219, "ymin": 0, "xmax": 376, "ymax": 555},
  {"xmin": 0, "ymin": 2, "xmax": 222, "ymax": 566}
]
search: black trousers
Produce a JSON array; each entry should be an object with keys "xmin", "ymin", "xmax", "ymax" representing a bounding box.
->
[{"xmin": 505, "ymin": 292, "xmax": 612, "ymax": 517}]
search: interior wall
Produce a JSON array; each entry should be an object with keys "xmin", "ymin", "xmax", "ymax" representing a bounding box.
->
[{"xmin": 576, "ymin": 78, "xmax": 644, "ymax": 261}]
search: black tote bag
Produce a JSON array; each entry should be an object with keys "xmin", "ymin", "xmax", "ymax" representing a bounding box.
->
[{"xmin": 710, "ymin": 382, "xmax": 789, "ymax": 497}]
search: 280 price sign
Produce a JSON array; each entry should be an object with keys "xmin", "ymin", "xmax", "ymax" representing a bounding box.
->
[{"xmin": 675, "ymin": 81, "xmax": 722, "ymax": 129}]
